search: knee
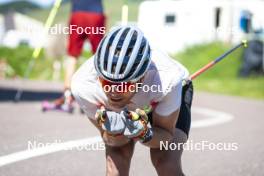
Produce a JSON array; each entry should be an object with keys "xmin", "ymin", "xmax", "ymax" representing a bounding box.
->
[
  {"xmin": 102, "ymin": 133, "xmax": 131, "ymax": 147},
  {"xmin": 151, "ymin": 150, "xmax": 172, "ymax": 169},
  {"xmin": 105, "ymin": 151, "xmax": 131, "ymax": 176},
  {"xmin": 105, "ymin": 142, "xmax": 135, "ymax": 176},
  {"xmin": 113, "ymin": 140, "xmax": 135, "ymax": 158},
  {"xmin": 106, "ymin": 142, "xmax": 134, "ymax": 163},
  {"xmin": 106, "ymin": 155, "xmax": 127, "ymax": 176},
  {"xmin": 151, "ymin": 149, "xmax": 184, "ymax": 176}
]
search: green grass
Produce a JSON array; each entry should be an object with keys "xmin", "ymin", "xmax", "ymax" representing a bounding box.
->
[
  {"xmin": 0, "ymin": 46, "xmax": 55, "ymax": 79},
  {"xmin": 196, "ymin": 78, "xmax": 264, "ymax": 99},
  {"xmin": 0, "ymin": 46, "xmax": 93, "ymax": 80},
  {"xmin": 175, "ymin": 42, "xmax": 264, "ymax": 100}
]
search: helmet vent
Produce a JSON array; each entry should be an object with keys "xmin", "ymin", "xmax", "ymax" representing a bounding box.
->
[
  {"xmin": 103, "ymin": 59, "xmax": 107, "ymax": 70},
  {"xmin": 114, "ymin": 49, "xmax": 120, "ymax": 57},
  {"xmin": 119, "ymin": 63, "xmax": 127, "ymax": 74},
  {"xmin": 125, "ymin": 48, "xmax": 133, "ymax": 57},
  {"xmin": 111, "ymin": 63, "xmax": 116, "ymax": 74},
  {"xmin": 139, "ymin": 45, "xmax": 145, "ymax": 55}
]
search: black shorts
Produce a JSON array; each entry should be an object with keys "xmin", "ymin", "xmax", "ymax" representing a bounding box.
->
[{"xmin": 148, "ymin": 81, "xmax": 193, "ymax": 137}]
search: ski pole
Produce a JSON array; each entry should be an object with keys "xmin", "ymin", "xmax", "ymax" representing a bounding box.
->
[
  {"xmin": 189, "ymin": 40, "xmax": 248, "ymax": 81},
  {"xmin": 148, "ymin": 40, "xmax": 248, "ymax": 113},
  {"xmin": 15, "ymin": 0, "xmax": 63, "ymax": 102}
]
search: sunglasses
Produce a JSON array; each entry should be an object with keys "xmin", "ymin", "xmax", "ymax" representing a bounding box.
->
[{"xmin": 98, "ymin": 77, "xmax": 140, "ymax": 93}]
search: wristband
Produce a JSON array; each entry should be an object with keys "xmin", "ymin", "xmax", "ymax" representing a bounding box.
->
[{"xmin": 139, "ymin": 127, "xmax": 153, "ymax": 143}]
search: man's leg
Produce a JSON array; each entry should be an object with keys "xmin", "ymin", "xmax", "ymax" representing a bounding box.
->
[
  {"xmin": 52, "ymin": 56, "xmax": 77, "ymax": 106},
  {"xmin": 52, "ymin": 12, "xmax": 85, "ymax": 106},
  {"xmin": 89, "ymin": 117, "xmax": 135, "ymax": 176},
  {"xmin": 150, "ymin": 81, "xmax": 193, "ymax": 176},
  {"xmin": 150, "ymin": 128, "xmax": 187, "ymax": 176},
  {"xmin": 65, "ymin": 12, "xmax": 89, "ymax": 90},
  {"xmin": 105, "ymin": 140, "xmax": 135, "ymax": 176},
  {"xmin": 83, "ymin": 12, "xmax": 105, "ymax": 54},
  {"xmin": 64, "ymin": 55, "xmax": 77, "ymax": 89}
]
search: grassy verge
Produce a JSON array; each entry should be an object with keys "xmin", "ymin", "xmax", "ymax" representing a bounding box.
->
[
  {"xmin": 0, "ymin": 46, "xmax": 55, "ymax": 80},
  {"xmin": 175, "ymin": 42, "xmax": 264, "ymax": 100},
  {"xmin": 0, "ymin": 46, "xmax": 93, "ymax": 80}
]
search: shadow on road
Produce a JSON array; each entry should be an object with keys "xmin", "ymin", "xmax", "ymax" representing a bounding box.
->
[{"xmin": 0, "ymin": 88, "xmax": 61, "ymax": 102}]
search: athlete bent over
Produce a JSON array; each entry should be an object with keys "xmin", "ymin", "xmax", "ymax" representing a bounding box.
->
[{"xmin": 71, "ymin": 26, "xmax": 193, "ymax": 176}]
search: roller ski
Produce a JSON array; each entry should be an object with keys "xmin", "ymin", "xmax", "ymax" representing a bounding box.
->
[{"xmin": 42, "ymin": 89, "xmax": 74, "ymax": 114}]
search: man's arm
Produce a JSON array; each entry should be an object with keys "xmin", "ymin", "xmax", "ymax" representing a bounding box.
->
[
  {"xmin": 139, "ymin": 82, "xmax": 183, "ymax": 148},
  {"xmin": 140, "ymin": 109, "xmax": 180, "ymax": 148}
]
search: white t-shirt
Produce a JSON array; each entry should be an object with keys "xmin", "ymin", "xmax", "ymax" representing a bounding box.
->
[{"xmin": 71, "ymin": 49, "xmax": 189, "ymax": 119}]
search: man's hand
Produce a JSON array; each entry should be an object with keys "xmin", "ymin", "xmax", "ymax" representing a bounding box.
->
[
  {"xmin": 122, "ymin": 109, "xmax": 153, "ymax": 143},
  {"xmin": 95, "ymin": 107, "xmax": 126, "ymax": 135}
]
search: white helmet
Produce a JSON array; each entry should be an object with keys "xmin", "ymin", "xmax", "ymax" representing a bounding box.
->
[{"xmin": 94, "ymin": 26, "xmax": 151, "ymax": 82}]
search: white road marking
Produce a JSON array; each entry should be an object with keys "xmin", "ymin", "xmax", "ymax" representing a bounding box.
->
[
  {"xmin": 0, "ymin": 136, "xmax": 102, "ymax": 167},
  {"xmin": 0, "ymin": 107, "xmax": 234, "ymax": 167},
  {"xmin": 192, "ymin": 107, "xmax": 234, "ymax": 128}
]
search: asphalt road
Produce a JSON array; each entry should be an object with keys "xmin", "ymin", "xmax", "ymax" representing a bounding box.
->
[{"xmin": 0, "ymin": 80, "xmax": 264, "ymax": 176}]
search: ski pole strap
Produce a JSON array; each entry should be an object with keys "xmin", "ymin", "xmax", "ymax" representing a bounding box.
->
[{"xmin": 96, "ymin": 109, "xmax": 106, "ymax": 126}]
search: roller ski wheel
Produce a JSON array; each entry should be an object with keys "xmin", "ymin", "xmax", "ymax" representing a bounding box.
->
[{"xmin": 41, "ymin": 100, "xmax": 74, "ymax": 114}]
